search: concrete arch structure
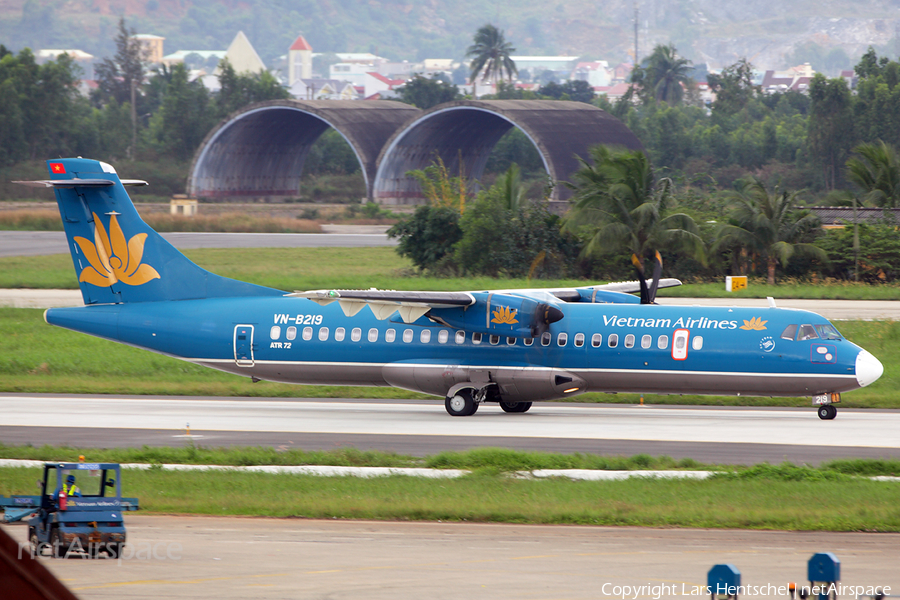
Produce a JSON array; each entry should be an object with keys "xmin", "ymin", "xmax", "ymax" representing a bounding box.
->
[
  {"xmin": 188, "ymin": 99, "xmax": 420, "ymax": 200},
  {"xmin": 373, "ymin": 99, "xmax": 644, "ymax": 209}
]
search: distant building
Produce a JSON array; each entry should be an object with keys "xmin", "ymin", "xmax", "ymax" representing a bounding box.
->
[
  {"xmin": 364, "ymin": 72, "xmax": 404, "ymax": 99},
  {"xmin": 214, "ymin": 31, "xmax": 266, "ymax": 75},
  {"xmin": 761, "ymin": 63, "xmax": 816, "ymax": 94},
  {"xmin": 289, "ymin": 78, "xmax": 358, "ymax": 100},
  {"xmin": 288, "ymin": 34, "xmax": 313, "ymax": 86},
  {"xmin": 131, "ymin": 34, "xmax": 165, "ymax": 64},
  {"xmin": 571, "ymin": 61, "xmax": 611, "ymax": 87},
  {"xmin": 36, "ymin": 49, "xmax": 95, "ymax": 79},
  {"xmin": 161, "ymin": 50, "xmax": 227, "ymax": 69},
  {"xmin": 330, "ymin": 53, "xmax": 389, "ymax": 87}
]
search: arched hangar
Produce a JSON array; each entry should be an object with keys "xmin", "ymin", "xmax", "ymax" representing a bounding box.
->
[
  {"xmin": 187, "ymin": 98, "xmax": 644, "ymax": 208},
  {"xmin": 187, "ymin": 99, "xmax": 420, "ymax": 200},
  {"xmin": 373, "ymin": 99, "xmax": 644, "ymax": 208}
]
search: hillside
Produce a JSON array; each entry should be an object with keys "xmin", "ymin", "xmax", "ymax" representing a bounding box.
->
[{"xmin": 1, "ymin": 0, "xmax": 898, "ymax": 72}]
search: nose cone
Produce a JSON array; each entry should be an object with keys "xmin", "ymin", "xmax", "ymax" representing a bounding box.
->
[{"xmin": 856, "ymin": 350, "xmax": 884, "ymax": 388}]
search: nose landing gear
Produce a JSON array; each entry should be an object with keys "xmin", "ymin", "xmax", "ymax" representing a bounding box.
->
[{"xmin": 817, "ymin": 404, "xmax": 837, "ymax": 420}]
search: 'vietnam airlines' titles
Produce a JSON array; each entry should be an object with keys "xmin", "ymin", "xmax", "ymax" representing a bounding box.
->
[{"xmin": 602, "ymin": 315, "xmax": 740, "ymax": 330}]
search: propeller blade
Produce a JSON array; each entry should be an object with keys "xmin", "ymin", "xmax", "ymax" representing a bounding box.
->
[
  {"xmin": 648, "ymin": 251, "xmax": 663, "ymax": 304},
  {"xmin": 530, "ymin": 303, "xmax": 564, "ymax": 338},
  {"xmin": 631, "ymin": 254, "xmax": 650, "ymax": 304}
]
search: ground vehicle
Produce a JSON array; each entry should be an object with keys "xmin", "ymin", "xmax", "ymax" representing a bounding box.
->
[{"xmin": 26, "ymin": 462, "xmax": 132, "ymax": 558}]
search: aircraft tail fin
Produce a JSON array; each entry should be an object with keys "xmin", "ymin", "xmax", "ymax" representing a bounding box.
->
[{"xmin": 17, "ymin": 158, "xmax": 282, "ymax": 304}]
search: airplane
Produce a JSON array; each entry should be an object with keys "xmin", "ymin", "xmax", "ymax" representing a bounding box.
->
[{"xmin": 16, "ymin": 158, "xmax": 884, "ymax": 419}]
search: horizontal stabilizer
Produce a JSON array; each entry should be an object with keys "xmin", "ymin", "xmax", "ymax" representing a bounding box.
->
[{"xmin": 13, "ymin": 179, "xmax": 148, "ymax": 188}]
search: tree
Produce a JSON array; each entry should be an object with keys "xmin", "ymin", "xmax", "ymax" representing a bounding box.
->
[
  {"xmin": 708, "ymin": 59, "xmax": 759, "ymax": 116},
  {"xmin": 397, "ymin": 74, "xmax": 460, "ymax": 109},
  {"xmin": 537, "ymin": 80, "xmax": 595, "ymax": 103},
  {"xmin": 807, "ymin": 74, "xmax": 853, "ymax": 190},
  {"xmin": 466, "ymin": 24, "xmax": 517, "ymax": 89},
  {"xmin": 149, "ymin": 63, "xmax": 216, "ymax": 161},
  {"xmin": 563, "ymin": 146, "xmax": 705, "ymax": 266},
  {"xmin": 845, "ymin": 141, "xmax": 900, "ymax": 209},
  {"xmin": 216, "ymin": 60, "xmax": 290, "ymax": 118},
  {"xmin": 636, "ymin": 44, "xmax": 693, "ymax": 105},
  {"xmin": 386, "ymin": 206, "xmax": 462, "ymax": 272},
  {"xmin": 405, "ymin": 155, "xmax": 468, "ymax": 213},
  {"xmin": 93, "ymin": 18, "xmax": 147, "ymax": 158},
  {"xmin": 713, "ymin": 177, "xmax": 826, "ymax": 284}
]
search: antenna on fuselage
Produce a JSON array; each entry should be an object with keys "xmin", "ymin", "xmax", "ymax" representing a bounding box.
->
[{"xmin": 767, "ymin": 297, "xmax": 776, "ymax": 308}]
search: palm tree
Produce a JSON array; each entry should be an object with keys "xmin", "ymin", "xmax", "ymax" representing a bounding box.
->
[
  {"xmin": 846, "ymin": 140, "xmax": 900, "ymax": 209},
  {"xmin": 713, "ymin": 177, "xmax": 826, "ymax": 285},
  {"xmin": 466, "ymin": 24, "xmax": 517, "ymax": 92},
  {"xmin": 493, "ymin": 163, "xmax": 526, "ymax": 211},
  {"xmin": 639, "ymin": 44, "xmax": 693, "ymax": 104},
  {"xmin": 563, "ymin": 146, "xmax": 705, "ymax": 266}
]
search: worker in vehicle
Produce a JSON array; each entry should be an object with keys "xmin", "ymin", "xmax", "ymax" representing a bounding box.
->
[{"xmin": 53, "ymin": 474, "xmax": 82, "ymax": 500}]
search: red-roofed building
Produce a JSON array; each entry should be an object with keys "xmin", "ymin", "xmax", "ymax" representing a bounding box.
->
[
  {"xmin": 594, "ymin": 82, "xmax": 633, "ymax": 101},
  {"xmin": 364, "ymin": 72, "xmax": 405, "ymax": 99},
  {"xmin": 288, "ymin": 34, "xmax": 312, "ymax": 86}
]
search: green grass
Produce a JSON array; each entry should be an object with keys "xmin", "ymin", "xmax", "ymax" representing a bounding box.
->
[
  {"xmin": 1, "ymin": 465, "xmax": 898, "ymax": 530},
  {"xmin": 4, "ymin": 248, "xmax": 900, "ymax": 299},
  {"xmin": 1, "ymin": 308, "xmax": 896, "ymax": 406}
]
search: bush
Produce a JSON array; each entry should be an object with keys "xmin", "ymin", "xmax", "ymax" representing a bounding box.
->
[{"xmin": 387, "ymin": 205, "xmax": 462, "ymax": 271}]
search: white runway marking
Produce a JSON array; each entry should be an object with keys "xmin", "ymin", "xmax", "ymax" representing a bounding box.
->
[{"xmin": 1, "ymin": 395, "xmax": 897, "ymax": 449}]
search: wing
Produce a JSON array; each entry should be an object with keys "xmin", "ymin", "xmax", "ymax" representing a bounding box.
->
[{"xmin": 288, "ymin": 289, "xmax": 475, "ymax": 323}]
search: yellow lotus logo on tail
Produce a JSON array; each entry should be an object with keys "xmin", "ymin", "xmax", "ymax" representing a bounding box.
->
[
  {"xmin": 74, "ymin": 212, "xmax": 160, "ymax": 287},
  {"xmin": 491, "ymin": 306, "xmax": 518, "ymax": 325},
  {"xmin": 740, "ymin": 317, "xmax": 768, "ymax": 331}
]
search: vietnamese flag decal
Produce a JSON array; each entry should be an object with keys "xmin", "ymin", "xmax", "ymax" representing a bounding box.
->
[{"xmin": 50, "ymin": 162, "xmax": 66, "ymax": 174}]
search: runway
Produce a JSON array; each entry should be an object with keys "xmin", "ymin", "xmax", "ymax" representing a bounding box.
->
[
  {"xmin": 2, "ymin": 395, "xmax": 898, "ymax": 464},
  {"xmin": 4, "ymin": 516, "xmax": 898, "ymax": 600},
  {"xmin": 0, "ymin": 229, "xmax": 395, "ymax": 257}
]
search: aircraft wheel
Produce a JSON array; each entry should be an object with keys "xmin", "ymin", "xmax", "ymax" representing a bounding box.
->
[
  {"xmin": 817, "ymin": 405, "xmax": 837, "ymax": 420},
  {"xmin": 500, "ymin": 401, "xmax": 532, "ymax": 413},
  {"xmin": 108, "ymin": 542, "xmax": 124, "ymax": 559},
  {"xmin": 445, "ymin": 388, "xmax": 477, "ymax": 416}
]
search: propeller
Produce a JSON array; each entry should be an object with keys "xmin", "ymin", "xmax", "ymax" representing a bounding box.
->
[
  {"xmin": 530, "ymin": 302, "xmax": 564, "ymax": 338},
  {"xmin": 631, "ymin": 251, "xmax": 663, "ymax": 305}
]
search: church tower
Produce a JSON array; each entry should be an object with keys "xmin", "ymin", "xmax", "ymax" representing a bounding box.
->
[{"xmin": 289, "ymin": 34, "xmax": 313, "ymax": 85}]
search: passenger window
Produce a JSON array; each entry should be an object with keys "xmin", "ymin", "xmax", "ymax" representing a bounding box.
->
[
  {"xmin": 455, "ymin": 331, "xmax": 465, "ymax": 344},
  {"xmin": 557, "ymin": 332, "xmax": 568, "ymax": 346},
  {"xmin": 385, "ymin": 328, "xmax": 395, "ymax": 343},
  {"xmin": 303, "ymin": 327, "xmax": 313, "ymax": 341},
  {"xmin": 672, "ymin": 329, "xmax": 689, "ymax": 360},
  {"xmin": 815, "ymin": 324, "xmax": 841, "ymax": 340},
  {"xmin": 333, "ymin": 327, "xmax": 344, "ymax": 342},
  {"xmin": 351, "ymin": 327, "xmax": 361, "ymax": 342},
  {"xmin": 641, "ymin": 334, "xmax": 651, "ymax": 349},
  {"xmin": 624, "ymin": 334, "xmax": 635, "ymax": 348},
  {"xmin": 574, "ymin": 333, "xmax": 584, "ymax": 347},
  {"xmin": 286, "ymin": 326, "xmax": 297, "ymax": 341},
  {"xmin": 658, "ymin": 335, "xmax": 668, "ymax": 350},
  {"xmin": 473, "ymin": 333, "xmax": 482, "ymax": 344},
  {"xmin": 780, "ymin": 324, "xmax": 797, "ymax": 341},
  {"xmin": 318, "ymin": 327, "xmax": 329, "ymax": 341},
  {"xmin": 438, "ymin": 330, "xmax": 448, "ymax": 344},
  {"xmin": 591, "ymin": 333, "xmax": 602, "ymax": 348},
  {"xmin": 420, "ymin": 330, "xmax": 432, "ymax": 343},
  {"xmin": 367, "ymin": 328, "xmax": 378, "ymax": 342},
  {"xmin": 490, "ymin": 334, "xmax": 499, "ymax": 345},
  {"xmin": 608, "ymin": 333, "xmax": 618, "ymax": 348},
  {"xmin": 541, "ymin": 332, "xmax": 551, "ymax": 346},
  {"xmin": 798, "ymin": 325, "xmax": 819, "ymax": 341},
  {"xmin": 524, "ymin": 338, "xmax": 534, "ymax": 346},
  {"xmin": 507, "ymin": 337, "xmax": 516, "ymax": 345},
  {"xmin": 270, "ymin": 326, "xmax": 281, "ymax": 340},
  {"xmin": 403, "ymin": 329, "xmax": 414, "ymax": 343},
  {"xmin": 692, "ymin": 336, "xmax": 703, "ymax": 350}
]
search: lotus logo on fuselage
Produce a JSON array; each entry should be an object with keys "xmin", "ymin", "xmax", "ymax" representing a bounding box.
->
[
  {"xmin": 74, "ymin": 212, "xmax": 160, "ymax": 287},
  {"xmin": 491, "ymin": 306, "xmax": 518, "ymax": 325},
  {"xmin": 740, "ymin": 317, "xmax": 768, "ymax": 331}
]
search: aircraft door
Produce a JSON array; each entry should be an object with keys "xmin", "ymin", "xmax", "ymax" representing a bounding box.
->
[
  {"xmin": 234, "ymin": 324, "xmax": 255, "ymax": 367},
  {"xmin": 672, "ymin": 329, "xmax": 689, "ymax": 360}
]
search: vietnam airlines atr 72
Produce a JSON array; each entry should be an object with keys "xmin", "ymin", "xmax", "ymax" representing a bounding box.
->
[{"xmin": 17, "ymin": 158, "xmax": 884, "ymax": 419}]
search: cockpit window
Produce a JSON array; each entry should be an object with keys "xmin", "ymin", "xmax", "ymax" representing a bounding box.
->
[
  {"xmin": 815, "ymin": 324, "xmax": 842, "ymax": 340},
  {"xmin": 780, "ymin": 324, "xmax": 797, "ymax": 341},
  {"xmin": 797, "ymin": 325, "xmax": 819, "ymax": 341}
]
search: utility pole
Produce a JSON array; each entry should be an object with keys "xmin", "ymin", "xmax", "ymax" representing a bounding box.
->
[{"xmin": 634, "ymin": 3, "xmax": 639, "ymax": 69}]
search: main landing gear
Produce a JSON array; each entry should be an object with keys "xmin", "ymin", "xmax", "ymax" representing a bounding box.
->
[
  {"xmin": 444, "ymin": 386, "xmax": 533, "ymax": 416},
  {"xmin": 817, "ymin": 404, "xmax": 837, "ymax": 420}
]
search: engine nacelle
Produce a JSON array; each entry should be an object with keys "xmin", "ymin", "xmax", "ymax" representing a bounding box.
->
[{"xmin": 428, "ymin": 292, "xmax": 563, "ymax": 339}]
